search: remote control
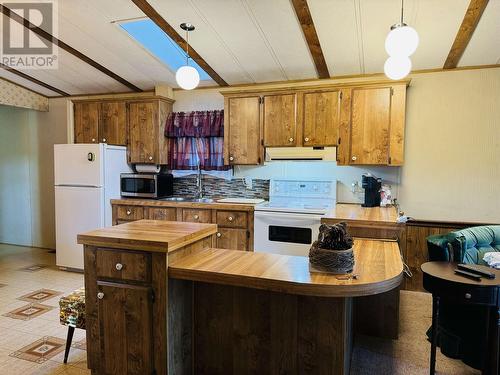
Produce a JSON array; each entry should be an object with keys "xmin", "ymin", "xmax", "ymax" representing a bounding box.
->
[
  {"xmin": 455, "ymin": 269, "xmax": 482, "ymax": 281},
  {"xmin": 457, "ymin": 264, "xmax": 496, "ymax": 279}
]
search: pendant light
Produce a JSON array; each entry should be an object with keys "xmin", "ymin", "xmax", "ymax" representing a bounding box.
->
[
  {"xmin": 384, "ymin": 0, "xmax": 418, "ymax": 80},
  {"xmin": 176, "ymin": 23, "xmax": 200, "ymax": 90}
]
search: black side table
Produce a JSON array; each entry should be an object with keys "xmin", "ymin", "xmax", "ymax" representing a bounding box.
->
[{"xmin": 422, "ymin": 262, "xmax": 500, "ymax": 375}]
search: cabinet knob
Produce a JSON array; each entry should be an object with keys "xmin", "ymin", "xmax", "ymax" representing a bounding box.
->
[
  {"xmin": 465, "ymin": 293, "xmax": 472, "ymax": 299},
  {"xmin": 289, "ymin": 137, "xmax": 294, "ymax": 143},
  {"xmin": 115, "ymin": 263, "xmax": 123, "ymax": 271},
  {"xmin": 126, "ymin": 210, "xmax": 131, "ymax": 216},
  {"xmin": 148, "ymin": 156, "xmax": 153, "ymax": 161},
  {"xmin": 229, "ymin": 156, "xmax": 234, "ymax": 161},
  {"xmin": 97, "ymin": 292, "xmax": 104, "ymax": 300},
  {"xmin": 228, "ymin": 216, "xmax": 234, "ymax": 222},
  {"xmin": 304, "ymin": 137, "xmax": 310, "ymax": 142},
  {"xmin": 91, "ymin": 138, "xmax": 96, "ymax": 142},
  {"xmin": 216, "ymin": 232, "xmax": 222, "ymax": 238},
  {"xmin": 102, "ymin": 138, "xmax": 106, "ymax": 142},
  {"xmin": 194, "ymin": 215, "xmax": 199, "ymax": 220},
  {"xmin": 351, "ymin": 156, "xmax": 357, "ymax": 161}
]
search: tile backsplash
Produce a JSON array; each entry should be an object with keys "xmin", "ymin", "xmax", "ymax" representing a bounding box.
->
[{"xmin": 173, "ymin": 177, "xmax": 269, "ymax": 200}]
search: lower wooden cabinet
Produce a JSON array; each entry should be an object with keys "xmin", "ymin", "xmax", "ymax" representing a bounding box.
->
[
  {"xmin": 182, "ymin": 208, "xmax": 212, "ymax": 223},
  {"xmin": 96, "ymin": 281, "xmax": 153, "ymax": 375},
  {"xmin": 147, "ymin": 207, "xmax": 176, "ymax": 221},
  {"xmin": 216, "ymin": 228, "xmax": 248, "ymax": 251}
]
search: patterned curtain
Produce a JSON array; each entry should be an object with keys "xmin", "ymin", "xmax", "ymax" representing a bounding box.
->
[{"xmin": 164, "ymin": 110, "xmax": 229, "ymax": 171}]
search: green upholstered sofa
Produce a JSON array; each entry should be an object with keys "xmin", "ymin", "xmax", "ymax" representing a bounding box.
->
[{"xmin": 425, "ymin": 225, "xmax": 500, "ymax": 370}]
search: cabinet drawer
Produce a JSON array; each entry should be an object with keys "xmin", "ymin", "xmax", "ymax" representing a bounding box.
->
[
  {"xmin": 147, "ymin": 207, "xmax": 176, "ymax": 221},
  {"xmin": 96, "ymin": 249, "xmax": 151, "ymax": 283},
  {"xmin": 216, "ymin": 228, "xmax": 248, "ymax": 251},
  {"xmin": 216, "ymin": 211, "xmax": 247, "ymax": 228},
  {"xmin": 116, "ymin": 206, "xmax": 144, "ymax": 221},
  {"xmin": 182, "ymin": 209, "xmax": 212, "ymax": 223}
]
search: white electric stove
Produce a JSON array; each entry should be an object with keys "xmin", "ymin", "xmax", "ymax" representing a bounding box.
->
[{"xmin": 254, "ymin": 179, "xmax": 336, "ymax": 256}]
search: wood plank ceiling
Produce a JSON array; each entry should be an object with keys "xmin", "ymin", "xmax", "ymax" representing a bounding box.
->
[{"xmin": 0, "ymin": 0, "xmax": 498, "ymax": 97}]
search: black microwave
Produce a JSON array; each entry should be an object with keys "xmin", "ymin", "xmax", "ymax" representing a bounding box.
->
[{"xmin": 120, "ymin": 173, "xmax": 173, "ymax": 199}]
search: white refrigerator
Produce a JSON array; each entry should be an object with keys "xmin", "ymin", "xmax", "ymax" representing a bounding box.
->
[{"xmin": 54, "ymin": 144, "xmax": 131, "ymax": 270}]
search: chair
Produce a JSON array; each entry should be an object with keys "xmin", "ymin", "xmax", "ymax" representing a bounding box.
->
[
  {"xmin": 425, "ymin": 225, "xmax": 500, "ymax": 370},
  {"xmin": 59, "ymin": 287, "xmax": 85, "ymax": 364}
]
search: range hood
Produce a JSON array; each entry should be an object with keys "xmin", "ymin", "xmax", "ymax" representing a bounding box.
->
[{"xmin": 265, "ymin": 147, "xmax": 336, "ymax": 161}]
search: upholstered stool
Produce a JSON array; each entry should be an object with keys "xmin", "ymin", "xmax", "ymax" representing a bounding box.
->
[{"xmin": 59, "ymin": 287, "xmax": 85, "ymax": 363}]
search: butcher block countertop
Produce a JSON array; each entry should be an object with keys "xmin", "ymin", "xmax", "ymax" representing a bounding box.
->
[
  {"xmin": 77, "ymin": 220, "xmax": 217, "ymax": 252},
  {"xmin": 323, "ymin": 203, "xmax": 400, "ymax": 224},
  {"xmin": 111, "ymin": 198, "xmax": 256, "ymax": 211},
  {"xmin": 169, "ymin": 239, "xmax": 403, "ymax": 297}
]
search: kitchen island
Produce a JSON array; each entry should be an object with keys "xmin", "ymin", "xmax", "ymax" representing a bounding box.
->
[{"xmin": 79, "ymin": 220, "xmax": 403, "ymax": 375}]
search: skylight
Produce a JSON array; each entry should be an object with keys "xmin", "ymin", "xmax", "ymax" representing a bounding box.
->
[{"xmin": 120, "ymin": 19, "xmax": 210, "ymax": 81}]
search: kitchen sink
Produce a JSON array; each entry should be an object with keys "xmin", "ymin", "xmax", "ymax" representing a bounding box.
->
[
  {"xmin": 160, "ymin": 197, "xmax": 188, "ymax": 201},
  {"xmin": 188, "ymin": 198, "xmax": 214, "ymax": 203},
  {"xmin": 160, "ymin": 197, "xmax": 214, "ymax": 203}
]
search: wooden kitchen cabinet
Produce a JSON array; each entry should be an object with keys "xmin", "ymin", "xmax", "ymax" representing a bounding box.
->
[
  {"xmin": 128, "ymin": 99, "xmax": 172, "ymax": 165},
  {"xmin": 263, "ymin": 93, "xmax": 298, "ymax": 147},
  {"xmin": 99, "ymin": 101, "xmax": 127, "ymax": 146},
  {"xmin": 182, "ymin": 208, "xmax": 212, "ymax": 223},
  {"xmin": 216, "ymin": 228, "xmax": 248, "ymax": 251},
  {"xmin": 224, "ymin": 96, "xmax": 262, "ymax": 165},
  {"xmin": 74, "ymin": 102, "xmax": 99, "ymax": 144},
  {"xmin": 302, "ymin": 89, "xmax": 341, "ymax": 147}
]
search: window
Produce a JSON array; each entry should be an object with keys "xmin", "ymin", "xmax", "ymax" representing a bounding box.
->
[{"xmin": 119, "ymin": 19, "xmax": 210, "ymax": 80}]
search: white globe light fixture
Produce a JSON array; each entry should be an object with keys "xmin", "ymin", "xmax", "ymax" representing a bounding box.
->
[
  {"xmin": 384, "ymin": 56, "xmax": 412, "ymax": 80},
  {"xmin": 385, "ymin": 23, "xmax": 419, "ymax": 57},
  {"xmin": 176, "ymin": 23, "xmax": 200, "ymax": 90},
  {"xmin": 384, "ymin": 0, "xmax": 418, "ymax": 80}
]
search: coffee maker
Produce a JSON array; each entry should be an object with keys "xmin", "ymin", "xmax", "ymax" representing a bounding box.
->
[{"xmin": 361, "ymin": 174, "xmax": 382, "ymax": 207}]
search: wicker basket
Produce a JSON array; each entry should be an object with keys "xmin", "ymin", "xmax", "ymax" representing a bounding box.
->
[{"xmin": 309, "ymin": 247, "xmax": 354, "ymax": 274}]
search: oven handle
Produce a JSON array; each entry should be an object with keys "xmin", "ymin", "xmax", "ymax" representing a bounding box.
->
[{"xmin": 255, "ymin": 211, "xmax": 323, "ymax": 221}]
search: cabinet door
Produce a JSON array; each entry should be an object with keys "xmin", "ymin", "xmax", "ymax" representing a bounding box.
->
[
  {"xmin": 182, "ymin": 208, "xmax": 212, "ymax": 223},
  {"xmin": 216, "ymin": 228, "xmax": 248, "ymax": 251},
  {"xmin": 100, "ymin": 101, "xmax": 127, "ymax": 146},
  {"xmin": 147, "ymin": 207, "xmax": 176, "ymax": 221},
  {"xmin": 263, "ymin": 93, "xmax": 297, "ymax": 147},
  {"xmin": 350, "ymin": 87, "xmax": 391, "ymax": 165},
  {"xmin": 226, "ymin": 96, "xmax": 261, "ymax": 165},
  {"xmin": 97, "ymin": 282, "xmax": 153, "ymax": 375},
  {"xmin": 74, "ymin": 102, "xmax": 99, "ymax": 143},
  {"xmin": 303, "ymin": 90, "xmax": 341, "ymax": 147},
  {"xmin": 128, "ymin": 101, "xmax": 158, "ymax": 164}
]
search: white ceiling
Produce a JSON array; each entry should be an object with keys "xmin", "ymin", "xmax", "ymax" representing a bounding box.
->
[{"xmin": 1, "ymin": 0, "xmax": 499, "ymax": 96}]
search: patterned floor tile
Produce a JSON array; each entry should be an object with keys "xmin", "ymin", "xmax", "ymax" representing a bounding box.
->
[
  {"xmin": 18, "ymin": 290, "xmax": 63, "ymax": 303},
  {"xmin": 3, "ymin": 303, "xmax": 54, "ymax": 321},
  {"xmin": 18, "ymin": 265, "xmax": 48, "ymax": 273},
  {"xmin": 71, "ymin": 339, "xmax": 86, "ymax": 351},
  {"xmin": 9, "ymin": 336, "xmax": 65, "ymax": 364}
]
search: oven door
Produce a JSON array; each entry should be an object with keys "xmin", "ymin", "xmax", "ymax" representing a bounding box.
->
[
  {"xmin": 254, "ymin": 211, "xmax": 321, "ymax": 257},
  {"xmin": 120, "ymin": 175, "xmax": 157, "ymax": 198}
]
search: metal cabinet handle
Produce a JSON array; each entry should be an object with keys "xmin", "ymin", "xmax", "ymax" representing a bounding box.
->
[
  {"xmin": 97, "ymin": 292, "xmax": 104, "ymax": 300},
  {"xmin": 289, "ymin": 137, "xmax": 294, "ymax": 143},
  {"xmin": 229, "ymin": 156, "xmax": 234, "ymax": 161},
  {"xmin": 351, "ymin": 156, "xmax": 357, "ymax": 161},
  {"xmin": 304, "ymin": 137, "xmax": 310, "ymax": 142},
  {"xmin": 148, "ymin": 156, "xmax": 153, "ymax": 161},
  {"xmin": 115, "ymin": 263, "xmax": 123, "ymax": 271},
  {"xmin": 228, "ymin": 216, "xmax": 234, "ymax": 222},
  {"xmin": 126, "ymin": 210, "xmax": 131, "ymax": 216},
  {"xmin": 465, "ymin": 293, "xmax": 472, "ymax": 299},
  {"xmin": 216, "ymin": 232, "xmax": 222, "ymax": 238},
  {"xmin": 194, "ymin": 215, "xmax": 199, "ymax": 220}
]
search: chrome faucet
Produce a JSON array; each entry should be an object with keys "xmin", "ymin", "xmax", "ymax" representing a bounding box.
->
[{"xmin": 196, "ymin": 162, "xmax": 204, "ymax": 199}]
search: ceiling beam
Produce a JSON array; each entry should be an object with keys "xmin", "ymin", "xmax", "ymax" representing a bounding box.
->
[
  {"xmin": 0, "ymin": 5, "xmax": 143, "ymax": 92},
  {"xmin": 443, "ymin": 0, "xmax": 489, "ymax": 69},
  {"xmin": 290, "ymin": 0, "xmax": 329, "ymax": 79},
  {"xmin": 130, "ymin": 0, "xmax": 228, "ymax": 86},
  {"xmin": 0, "ymin": 64, "xmax": 69, "ymax": 96}
]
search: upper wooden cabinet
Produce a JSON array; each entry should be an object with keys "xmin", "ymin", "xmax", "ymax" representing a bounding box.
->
[
  {"xmin": 224, "ymin": 96, "xmax": 262, "ymax": 165},
  {"xmin": 263, "ymin": 93, "xmax": 298, "ymax": 147},
  {"xmin": 128, "ymin": 99, "xmax": 172, "ymax": 165},
  {"xmin": 302, "ymin": 89, "xmax": 341, "ymax": 147},
  {"xmin": 74, "ymin": 102, "xmax": 99, "ymax": 144},
  {"xmin": 74, "ymin": 100, "xmax": 127, "ymax": 146}
]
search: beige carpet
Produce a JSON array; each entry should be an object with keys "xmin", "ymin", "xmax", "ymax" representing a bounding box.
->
[{"xmin": 351, "ymin": 290, "xmax": 481, "ymax": 375}]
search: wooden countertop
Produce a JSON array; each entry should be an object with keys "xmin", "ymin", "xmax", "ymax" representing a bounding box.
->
[
  {"xmin": 323, "ymin": 203, "xmax": 400, "ymax": 224},
  {"xmin": 77, "ymin": 220, "xmax": 217, "ymax": 252},
  {"xmin": 111, "ymin": 198, "xmax": 256, "ymax": 211},
  {"xmin": 169, "ymin": 239, "xmax": 403, "ymax": 297}
]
